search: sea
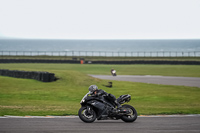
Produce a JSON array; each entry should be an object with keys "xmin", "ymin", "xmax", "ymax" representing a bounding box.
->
[{"xmin": 0, "ymin": 39, "xmax": 200, "ymax": 57}]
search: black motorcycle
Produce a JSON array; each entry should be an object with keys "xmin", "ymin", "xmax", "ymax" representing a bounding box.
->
[{"xmin": 78, "ymin": 91, "xmax": 137, "ymax": 123}]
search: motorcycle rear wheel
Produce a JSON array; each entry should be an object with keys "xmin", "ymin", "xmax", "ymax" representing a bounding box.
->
[
  {"xmin": 78, "ymin": 106, "xmax": 96, "ymax": 123},
  {"xmin": 121, "ymin": 104, "xmax": 137, "ymax": 122}
]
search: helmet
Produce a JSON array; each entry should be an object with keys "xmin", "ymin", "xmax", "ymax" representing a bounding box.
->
[{"xmin": 89, "ymin": 85, "xmax": 98, "ymax": 93}]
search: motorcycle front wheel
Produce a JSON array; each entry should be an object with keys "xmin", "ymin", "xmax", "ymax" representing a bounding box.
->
[
  {"xmin": 121, "ymin": 104, "xmax": 137, "ymax": 122},
  {"xmin": 78, "ymin": 106, "xmax": 96, "ymax": 123}
]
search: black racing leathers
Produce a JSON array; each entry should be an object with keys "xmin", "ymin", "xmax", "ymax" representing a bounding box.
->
[{"xmin": 93, "ymin": 89, "xmax": 121, "ymax": 108}]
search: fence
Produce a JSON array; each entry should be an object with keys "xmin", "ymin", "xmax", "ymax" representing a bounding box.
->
[{"xmin": 0, "ymin": 51, "xmax": 200, "ymax": 57}]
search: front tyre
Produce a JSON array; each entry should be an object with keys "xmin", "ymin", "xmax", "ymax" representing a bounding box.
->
[
  {"xmin": 121, "ymin": 104, "xmax": 137, "ymax": 122},
  {"xmin": 78, "ymin": 106, "xmax": 96, "ymax": 123}
]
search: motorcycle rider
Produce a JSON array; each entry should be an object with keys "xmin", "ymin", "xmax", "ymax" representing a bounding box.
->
[
  {"xmin": 111, "ymin": 68, "xmax": 116, "ymax": 76},
  {"xmin": 88, "ymin": 85, "xmax": 122, "ymax": 109},
  {"xmin": 111, "ymin": 68, "xmax": 114, "ymax": 74}
]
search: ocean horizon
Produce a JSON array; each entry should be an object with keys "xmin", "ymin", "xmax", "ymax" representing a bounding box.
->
[
  {"xmin": 0, "ymin": 39, "xmax": 200, "ymax": 57},
  {"xmin": 0, "ymin": 39, "xmax": 200, "ymax": 52}
]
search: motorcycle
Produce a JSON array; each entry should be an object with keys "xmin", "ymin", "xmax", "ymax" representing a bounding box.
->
[
  {"xmin": 78, "ymin": 91, "xmax": 137, "ymax": 123},
  {"xmin": 111, "ymin": 70, "xmax": 117, "ymax": 76}
]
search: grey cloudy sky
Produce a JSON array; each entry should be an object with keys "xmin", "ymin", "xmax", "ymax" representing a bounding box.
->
[{"xmin": 0, "ymin": 0, "xmax": 200, "ymax": 39}]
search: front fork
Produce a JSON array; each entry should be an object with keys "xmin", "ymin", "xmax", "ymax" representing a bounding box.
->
[{"xmin": 86, "ymin": 106, "xmax": 92, "ymax": 114}]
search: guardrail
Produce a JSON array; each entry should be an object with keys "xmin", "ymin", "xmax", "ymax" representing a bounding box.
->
[{"xmin": 0, "ymin": 51, "xmax": 200, "ymax": 57}]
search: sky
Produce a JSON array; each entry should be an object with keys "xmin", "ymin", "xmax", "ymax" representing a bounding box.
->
[{"xmin": 0, "ymin": 0, "xmax": 200, "ymax": 39}]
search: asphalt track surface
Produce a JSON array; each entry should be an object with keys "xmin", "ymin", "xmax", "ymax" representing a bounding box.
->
[
  {"xmin": 1, "ymin": 116, "xmax": 200, "ymax": 133},
  {"xmin": 89, "ymin": 75, "xmax": 200, "ymax": 88}
]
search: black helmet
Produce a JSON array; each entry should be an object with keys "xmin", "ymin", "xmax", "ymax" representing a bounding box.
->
[{"xmin": 89, "ymin": 85, "xmax": 98, "ymax": 93}]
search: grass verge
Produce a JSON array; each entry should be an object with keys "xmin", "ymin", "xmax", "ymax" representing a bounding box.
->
[{"xmin": 0, "ymin": 63, "xmax": 200, "ymax": 116}]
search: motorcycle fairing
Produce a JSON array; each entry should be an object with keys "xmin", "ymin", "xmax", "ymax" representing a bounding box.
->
[
  {"xmin": 87, "ymin": 100, "xmax": 105, "ymax": 111},
  {"xmin": 86, "ymin": 100, "xmax": 109, "ymax": 119}
]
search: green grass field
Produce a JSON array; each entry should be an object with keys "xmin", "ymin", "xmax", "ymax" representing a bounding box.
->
[{"xmin": 0, "ymin": 63, "xmax": 200, "ymax": 116}]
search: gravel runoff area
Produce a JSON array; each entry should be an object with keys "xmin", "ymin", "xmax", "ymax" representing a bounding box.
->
[{"xmin": 89, "ymin": 75, "xmax": 200, "ymax": 88}]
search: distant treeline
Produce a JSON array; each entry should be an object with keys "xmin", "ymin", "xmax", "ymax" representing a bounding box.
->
[{"xmin": 0, "ymin": 69, "xmax": 56, "ymax": 82}]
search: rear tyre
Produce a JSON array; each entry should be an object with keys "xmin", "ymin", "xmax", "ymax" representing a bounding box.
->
[
  {"xmin": 121, "ymin": 104, "xmax": 137, "ymax": 122},
  {"xmin": 78, "ymin": 106, "xmax": 96, "ymax": 123}
]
